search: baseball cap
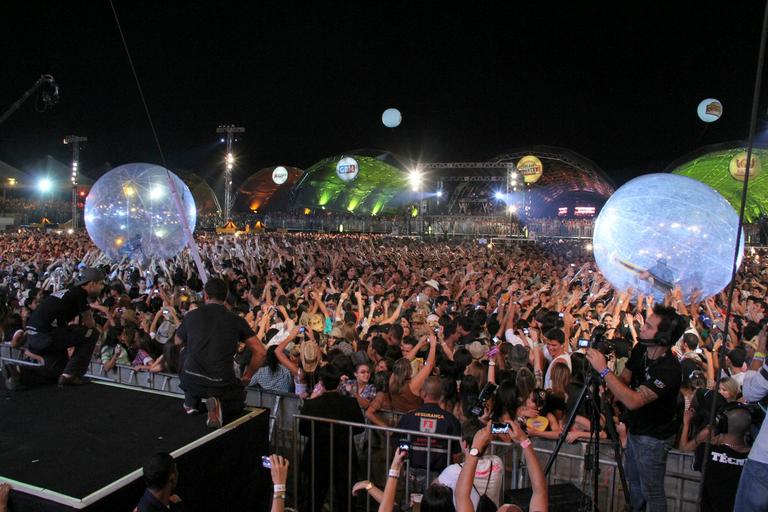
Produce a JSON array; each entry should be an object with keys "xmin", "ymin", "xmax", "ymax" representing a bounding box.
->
[{"xmin": 74, "ymin": 267, "xmax": 105, "ymax": 286}]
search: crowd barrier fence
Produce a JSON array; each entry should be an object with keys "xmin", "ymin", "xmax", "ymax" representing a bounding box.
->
[{"xmin": 291, "ymin": 414, "xmax": 701, "ymax": 512}]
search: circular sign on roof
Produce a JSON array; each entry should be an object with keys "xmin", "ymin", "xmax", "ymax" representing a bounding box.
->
[
  {"xmin": 730, "ymin": 152, "xmax": 761, "ymax": 181},
  {"xmin": 336, "ymin": 157, "xmax": 359, "ymax": 182},
  {"xmin": 697, "ymin": 98, "xmax": 723, "ymax": 123},
  {"xmin": 517, "ymin": 155, "xmax": 544, "ymax": 184},
  {"xmin": 272, "ymin": 166, "xmax": 288, "ymax": 185}
]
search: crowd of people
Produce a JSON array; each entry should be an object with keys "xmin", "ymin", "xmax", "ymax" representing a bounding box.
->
[
  {"xmin": 0, "ymin": 197, "xmax": 72, "ymax": 224},
  {"xmin": 1, "ymin": 228, "xmax": 767, "ymax": 511}
]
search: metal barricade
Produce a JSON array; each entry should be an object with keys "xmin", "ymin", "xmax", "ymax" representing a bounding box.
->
[
  {"xmin": 288, "ymin": 414, "xmax": 702, "ymax": 512},
  {"xmin": 0, "ymin": 342, "xmax": 43, "ymax": 367},
  {"xmin": 245, "ymin": 387, "xmax": 303, "ymax": 451}
]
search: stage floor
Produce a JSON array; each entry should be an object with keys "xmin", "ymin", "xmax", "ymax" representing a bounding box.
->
[{"xmin": 1, "ymin": 381, "xmax": 266, "ymax": 510}]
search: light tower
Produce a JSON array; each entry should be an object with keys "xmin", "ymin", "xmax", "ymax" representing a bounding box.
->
[
  {"xmin": 215, "ymin": 124, "xmax": 245, "ymax": 222},
  {"xmin": 63, "ymin": 135, "xmax": 87, "ymax": 230},
  {"xmin": 506, "ymin": 163, "xmax": 518, "ymax": 235}
]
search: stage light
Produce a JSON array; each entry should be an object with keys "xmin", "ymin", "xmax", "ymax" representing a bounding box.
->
[
  {"xmin": 7, "ymin": 178, "xmax": 16, "ymax": 186},
  {"xmin": 66, "ymin": 228, "xmax": 74, "ymax": 235},
  {"xmin": 220, "ymin": 138, "xmax": 225, "ymax": 143},
  {"xmin": 436, "ymin": 190, "xmax": 443, "ymax": 197},
  {"xmin": 408, "ymin": 169, "xmax": 423, "ymax": 191},
  {"xmin": 494, "ymin": 191, "xmax": 504, "ymax": 200},
  {"xmin": 507, "ymin": 205, "xmax": 518, "ymax": 214},
  {"xmin": 585, "ymin": 243, "xmax": 593, "ymax": 251},
  {"xmin": 38, "ymin": 178, "xmax": 52, "ymax": 193},
  {"xmin": 149, "ymin": 185, "xmax": 165, "ymax": 200}
]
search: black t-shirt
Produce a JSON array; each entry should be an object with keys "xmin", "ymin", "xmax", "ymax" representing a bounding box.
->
[
  {"xmin": 624, "ymin": 344, "xmax": 683, "ymax": 439},
  {"xmin": 177, "ymin": 302, "xmax": 255, "ymax": 387},
  {"xmin": 27, "ymin": 286, "xmax": 89, "ymax": 333},
  {"xmin": 396, "ymin": 402, "xmax": 462, "ymax": 470},
  {"xmin": 701, "ymin": 444, "xmax": 748, "ymax": 512}
]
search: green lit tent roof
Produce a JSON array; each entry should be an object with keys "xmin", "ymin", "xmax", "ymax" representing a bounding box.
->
[
  {"xmin": 291, "ymin": 151, "xmax": 409, "ymax": 214},
  {"xmin": 668, "ymin": 142, "xmax": 768, "ymax": 222}
]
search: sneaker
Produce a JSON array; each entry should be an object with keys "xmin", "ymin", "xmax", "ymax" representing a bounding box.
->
[
  {"xmin": 206, "ymin": 397, "xmax": 222, "ymax": 428},
  {"xmin": 58, "ymin": 374, "xmax": 91, "ymax": 386},
  {"xmin": 183, "ymin": 404, "xmax": 200, "ymax": 415},
  {"xmin": 3, "ymin": 364, "xmax": 22, "ymax": 391}
]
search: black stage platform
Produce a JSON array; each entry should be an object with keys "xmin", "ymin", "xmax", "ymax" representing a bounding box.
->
[{"xmin": 1, "ymin": 381, "xmax": 270, "ymax": 511}]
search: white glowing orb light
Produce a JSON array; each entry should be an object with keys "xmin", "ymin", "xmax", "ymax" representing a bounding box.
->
[
  {"xmin": 592, "ymin": 173, "xmax": 742, "ymax": 302},
  {"xmin": 382, "ymin": 108, "xmax": 402, "ymax": 128},
  {"xmin": 272, "ymin": 166, "xmax": 288, "ymax": 185},
  {"xmin": 85, "ymin": 163, "xmax": 197, "ymax": 262}
]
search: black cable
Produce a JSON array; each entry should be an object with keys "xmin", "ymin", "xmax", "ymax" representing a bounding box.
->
[
  {"xmin": 699, "ymin": 0, "xmax": 768, "ymax": 502},
  {"xmin": 108, "ymin": 0, "xmax": 167, "ymax": 167}
]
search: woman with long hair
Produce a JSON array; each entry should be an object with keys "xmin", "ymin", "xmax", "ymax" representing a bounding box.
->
[
  {"xmin": 389, "ymin": 333, "xmax": 438, "ymax": 413},
  {"xmin": 249, "ymin": 345, "xmax": 293, "ymax": 393}
]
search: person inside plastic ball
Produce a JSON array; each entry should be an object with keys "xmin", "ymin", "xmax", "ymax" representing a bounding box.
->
[{"xmin": 585, "ymin": 304, "xmax": 686, "ymax": 512}]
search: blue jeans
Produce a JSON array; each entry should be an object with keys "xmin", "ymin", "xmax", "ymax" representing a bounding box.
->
[
  {"xmin": 625, "ymin": 433, "xmax": 673, "ymax": 512},
  {"xmin": 734, "ymin": 458, "xmax": 768, "ymax": 512}
]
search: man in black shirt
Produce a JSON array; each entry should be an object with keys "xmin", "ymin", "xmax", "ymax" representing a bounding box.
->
[
  {"xmin": 176, "ymin": 278, "xmax": 264, "ymax": 428},
  {"xmin": 298, "ymin": 365, "xmax": 364, "ymax": 512},
  {"xmin": 587, "ymin": 304, "xmax": 685, "ymax": 512},
  {"xmin": 5, "ymin": 267, "xmax": 104, "ymax": 387},
  {"xmin": 396, "ymin": 376, "xmax": 462, "ymax": 493}
]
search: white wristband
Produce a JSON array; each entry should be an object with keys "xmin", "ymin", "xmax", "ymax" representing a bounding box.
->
[
  {"xmin": 273, "ymin": 484, "xmax": 286, "ymax": 492},
  {"xmin": 388, "ymin": 469, "xmax": 400, "ymax": 478}
]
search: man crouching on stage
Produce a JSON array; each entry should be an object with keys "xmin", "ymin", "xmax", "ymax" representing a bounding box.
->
[
  {"xmin": 4, "ymin": 267, "xmax": 105, "ymax": 388},
  {"xmin": 176, "ymin": 277, "xmax": 265, "ymax": 428}
]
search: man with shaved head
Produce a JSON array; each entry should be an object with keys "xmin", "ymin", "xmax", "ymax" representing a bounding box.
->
[
  {"xmin": 681, "ymin": 402, "xmax": 753, "ymax": 512},
  {"xmin": 396, "ymin": 376, "xmax": 462, "ymax": 495}
]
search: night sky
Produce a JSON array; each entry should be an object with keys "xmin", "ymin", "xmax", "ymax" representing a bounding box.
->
[{"xmin": 1, "ymin": 1, "xmax": 767, "ymax": 189}]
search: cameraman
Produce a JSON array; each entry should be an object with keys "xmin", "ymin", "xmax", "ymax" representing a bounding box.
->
[
  {"xmin": 733, "ymin": 325, "xmax": 768, "ymax": 511},
  {"xmin": 586, "ymin": 304, "xmax": 685, "ymax": 512}
]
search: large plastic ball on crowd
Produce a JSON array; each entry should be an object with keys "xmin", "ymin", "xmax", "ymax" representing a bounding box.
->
[
  {"xmin": 592, "ymin": 173, "xmax": 743, "ymax": 302},
  {"xmin": 382, "ymin": 108, "xmax": 402, "ymax": 128},
  {"xmin": 84, "ymin": 163, "xmax": 197, "ymax": 262}
]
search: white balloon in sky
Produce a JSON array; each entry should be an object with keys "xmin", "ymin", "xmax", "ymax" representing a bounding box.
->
[
  {"xmin": 697, "ymin": 98, "xmax": 723, "ymax": 123},
  {"xmin": 382, "ymin": 108, "xmax": 402, "ymax": 128}
]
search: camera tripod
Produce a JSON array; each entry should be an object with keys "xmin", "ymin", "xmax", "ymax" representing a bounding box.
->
[{"xmin": 543, "ymin": 367, "xmax": 630, "ymax": 511}]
